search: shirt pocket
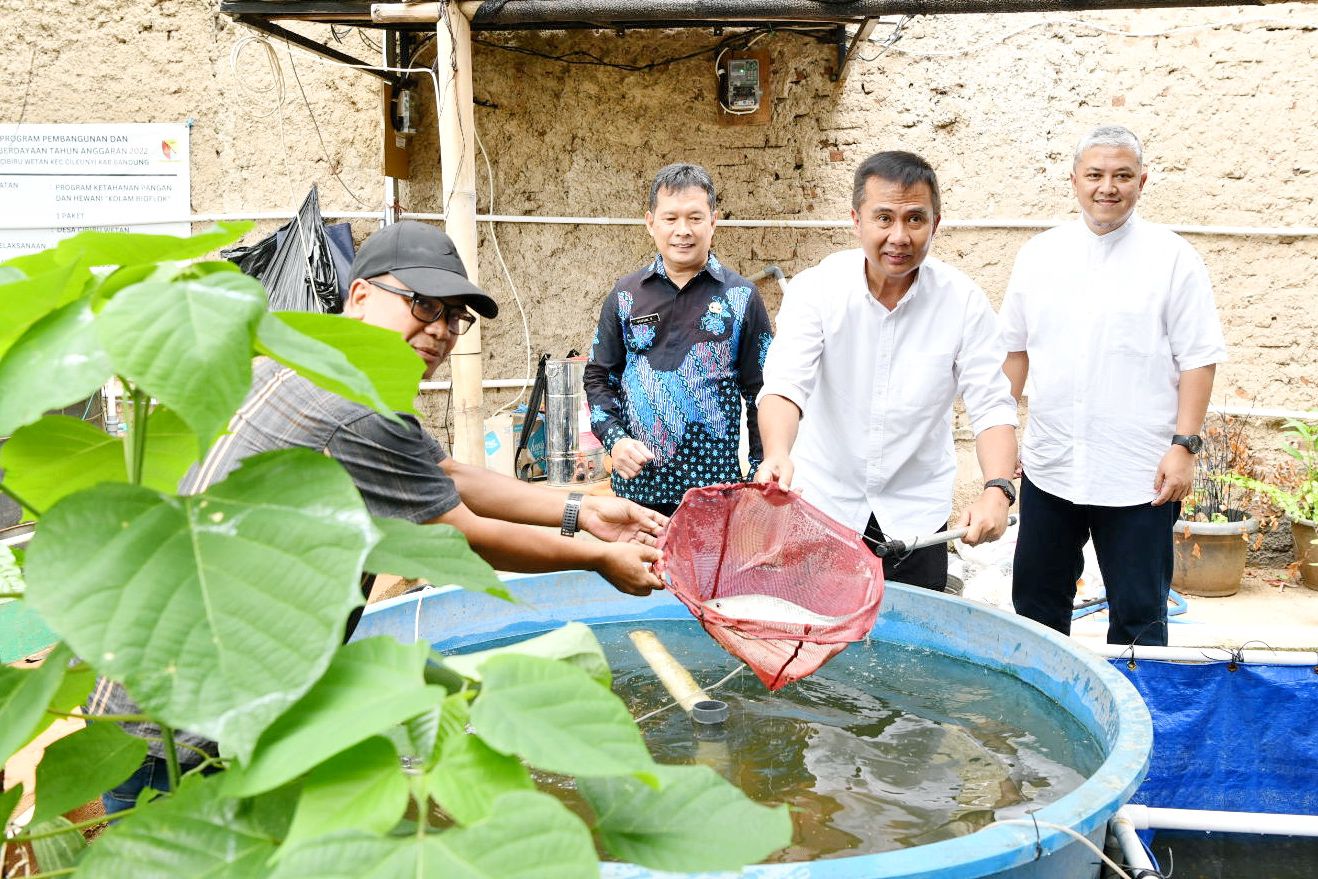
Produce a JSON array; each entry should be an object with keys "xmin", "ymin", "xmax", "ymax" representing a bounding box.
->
[
  {"xmin": 896, "ymin": 351, "xmax": 956, "ymax": 411},
  {"xmin": 1104, "ymin": 311, "xmax": 1158, "ymax": 358}
]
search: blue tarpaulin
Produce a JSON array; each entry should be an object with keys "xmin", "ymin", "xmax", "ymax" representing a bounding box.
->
[{"xmin": 1113, "ymin": 659, "xmax": 1318, "ymax": 815}]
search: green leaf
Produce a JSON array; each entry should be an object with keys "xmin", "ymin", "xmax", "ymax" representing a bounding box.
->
[
  {"xmin": 429, "ymin": 730, "xmax": 534, "ymax": 825},
  {"xmin": 33, "ymin": 721, "xmax": 149, "ymax": 824},
  {"xmin": 0, "ymin": 261, "xmax": 89, "ymax": 362},
  {"xmin": 270, "ymin": 792, "xmax": 597, "ymax": 879},
  {"xmin": 367, "ymin": 517, "xmax": 511, "ymax": 601},
  {"xmin": 23, "ymin": 450, "xmax": 373, "ymax": 763},
  {"xmin": 226, "ymin": 637, "xmax": 445, "ymax": 797},
  {"xmin": 96, "ymin": 271, "xmax": 267, "ymax": 452},
  {"xmin": 0, "ymin": 782, "xmax": 22, "ymax": 826},
  {"xmin": 442, "ymin": 622, "xmax": 610, "ymax": 687},
  {"xmin": 256, "ymin": 312, "xmax": 422, "ymax": 418},
  {"xmin": 470, "ymin": 654, "xmax": 654, "ymax": 779},
  {"xmin": 0, "ymin": 410, "xmax": 196, "ymax": 517},
  {"xmin": 269, "ymin": 832, "xmax": 443, "ymax": 879},
  {"xmin": 281, "ymin": 736, "xmax": 411, "ymax": 850},
  {"xmin": 75, "ymin": 773, "xmax": 280, "ymax": 879},
  {"xmin": 429, "ymin": 790, "xmax": 598, "ymax": 879},
  {"xmin": 17, "ymin": 222, "xmax": 253, "ymax": 276},
  {"xmin": 433, "ymin": 691, "xmax": 472, "ymax": 758},
  {"xmin": 0, "ymin": 643, "xmax": 73, "ymax": 766},
  {"xmin": 0, "ymin": 297, "xmax": 113, "ymax": 437},
  {"xmin": 0, "ymin": 544, "xmax": 23, "ymax": 595},
  {"xmin": 29, "ymin": 816, "xmax": 86, "ymax": 872},
  {"xmin": 383, "ymin": 704, "xmax": 442, "ymax": 766},
  {"xmin": 583, "ymin": 763, "xmax": 792, "ymax": 871},
  {"xmin": 17, "ymin": 658, "xmax": 96, "ymax": 754}
]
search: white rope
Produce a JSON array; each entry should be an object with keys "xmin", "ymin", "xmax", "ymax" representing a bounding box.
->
[{"xmin": 633, "ymin": 663, "xmax": 745, "ymax": 724}]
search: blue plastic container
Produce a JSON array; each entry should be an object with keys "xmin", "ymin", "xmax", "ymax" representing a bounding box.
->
[{"xmin": 356, "ymin": 574, "xmax": 1152, "ymax": 879}]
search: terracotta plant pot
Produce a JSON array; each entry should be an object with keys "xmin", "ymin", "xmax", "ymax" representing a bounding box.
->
[
  {"xmin": 1172, "ymin": 516, "xmax": 1258, "ymax": 598},
  {"xmin": 1293, "ymin": 518, "xmax": 1318, "ymax": 590}
]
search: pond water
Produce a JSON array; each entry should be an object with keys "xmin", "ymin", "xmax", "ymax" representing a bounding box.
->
[{"xmin": 463, "ymin": 620, "xmax": 1104, "ymax": 862}]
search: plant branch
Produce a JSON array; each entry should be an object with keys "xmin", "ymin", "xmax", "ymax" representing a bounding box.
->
[
  {"xmin": 129, "ymin": 386, "xmax": 150, "ymax": 486},
  {"xmin": 161, "ymin": 725, "xmax": 182, "ymax": 791},
  {"xmin": 6, "ymin": 806, "xmax": 132, "ymax": 843},
  {"xmin": 0, "ymin": 481, "xmax": 43, "ymax": 519},
  {"xmin": 0, "ymin": 592, "xmax": 25, "ymax": 600}
]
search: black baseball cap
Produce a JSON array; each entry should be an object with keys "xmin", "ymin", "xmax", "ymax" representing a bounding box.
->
[{"xmin": 350, "ymin": 221, "xmax": 498, "ymax": 319}]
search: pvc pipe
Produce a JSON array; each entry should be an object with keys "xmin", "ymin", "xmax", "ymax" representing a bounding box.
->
[
  {"xmin": 628, "ymin": 629, "xmax": 712, "ymax": 713},
  {"xmin": 1088, "ymin": 644, "xmax": 1318, "ymax": 666},
  {"xmin": 1109, "ymin": 809, "xmax": 1158, "ymax": 873},
  {"xmin": 1121, "ymin": 804, "xmax": 1318, "ymax": 838},
  {"xmin": 8, "ymin": 214, "xmax": 1318, "ymax": 239}
]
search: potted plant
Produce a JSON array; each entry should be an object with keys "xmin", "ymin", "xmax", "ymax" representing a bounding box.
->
[
  {"xmin": 0, "ymin": 227, "xmax": 790, "ymax": 876},
  {"xmin": 1222, "ymin": 418, "xmax": 1318, "ymax": 590},
  {"xmin": 1174, "ymin": 414, "xmax": 1258, "ymax": 597}
]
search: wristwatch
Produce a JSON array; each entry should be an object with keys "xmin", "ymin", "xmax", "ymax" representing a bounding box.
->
[
  {"xmin": 1171, "ymin": 434, "xmax": 1204, "ymax": 454},
  {"xmin": 984, "ymin": 478, "xmax": 1017, "ymax": 506},
  {"xmin": 561, "ymin": 492, "xmax": 585, "ymax": 537}
]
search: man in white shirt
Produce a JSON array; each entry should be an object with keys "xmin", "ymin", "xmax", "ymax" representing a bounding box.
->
[
  {"xmin": 1000, "ymin": 125, "xmax": 1227, "ymax": 646},
  {"xmin": 755, "ymin": 151, "xmax": 1019, "ymax": 591}
]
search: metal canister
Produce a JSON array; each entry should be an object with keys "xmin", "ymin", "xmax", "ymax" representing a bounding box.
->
[{"xmin": 544, "ymin": 357, "xmax": 606, "ymax": 486}]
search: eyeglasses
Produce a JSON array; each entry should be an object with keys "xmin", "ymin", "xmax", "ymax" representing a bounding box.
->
[{"xmin": 369, "ymin": 279, "xmax": 476, "ymax": 335}]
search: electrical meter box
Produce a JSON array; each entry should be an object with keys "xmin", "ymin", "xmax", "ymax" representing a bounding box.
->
[{"xmin": 722, "ymin": 57, "xmax": 762, "ymax": 111}]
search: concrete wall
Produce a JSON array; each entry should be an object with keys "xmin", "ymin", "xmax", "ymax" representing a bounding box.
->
[{"xmin": 3, "ymin": 3, "xmax": 1314, "ymax": 516}]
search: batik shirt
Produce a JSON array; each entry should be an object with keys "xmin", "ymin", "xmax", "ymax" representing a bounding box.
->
[{"xmin": 585, "ymin": 253, "xmax": 774, "ymax": 507}]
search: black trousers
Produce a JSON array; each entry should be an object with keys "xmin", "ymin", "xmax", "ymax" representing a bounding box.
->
[
  {"xmin": 863, "ymin": 514, "xmax": 949, "ymax": 592},
  {"xmin": 1012, "ymin": 474, "xmax": 1179, "ymax": 647}
]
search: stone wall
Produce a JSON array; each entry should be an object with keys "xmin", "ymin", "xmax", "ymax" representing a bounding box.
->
[{"xmin": 3, "ymin": 3, "xmax": 1314, "ymax": 518}]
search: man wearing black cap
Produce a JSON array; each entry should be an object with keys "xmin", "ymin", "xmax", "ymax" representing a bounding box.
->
[{"xmin": 91, "ymin": 221, "xmax": 666, "ymax": 813}]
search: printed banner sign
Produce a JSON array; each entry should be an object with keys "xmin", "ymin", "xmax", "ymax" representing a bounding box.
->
[{"xmin": 0, "ymin": 122, "xmax": 191, "ymax": 260}]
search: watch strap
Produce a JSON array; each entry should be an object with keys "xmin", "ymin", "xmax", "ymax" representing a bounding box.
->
[
  {"xmin": 984, "ymin": 478, "xmax": 1017, "ymax": 506},
  {"xmin": 561, "ymin": 492, "xmax": 584, "ymax": 537}
]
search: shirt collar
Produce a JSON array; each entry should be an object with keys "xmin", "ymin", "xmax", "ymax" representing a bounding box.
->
[
  {"xmin": 643, "ymin": 252, "xmax": 725, "ymax": 284},
  {"xmin": 852, "ymin": 249, "xmax": 928, "ymax": 310},
  {"xmin": 1082, "ymin": 211, "xmax": 1140, "ymax": 246}
]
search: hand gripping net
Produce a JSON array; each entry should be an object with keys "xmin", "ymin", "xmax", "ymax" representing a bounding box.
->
[{"xmin": 656, "ymin": 482, "xmax": 884, "ymax": 690}]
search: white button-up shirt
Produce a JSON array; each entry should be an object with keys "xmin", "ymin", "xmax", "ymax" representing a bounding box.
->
[
  {"xmin": 759, "ymin": 249, "xmax": 1018, "ymax": 535},
  {"xmin": 999, "ymin": 215, "xmax": 1227, "ymax": 506}
]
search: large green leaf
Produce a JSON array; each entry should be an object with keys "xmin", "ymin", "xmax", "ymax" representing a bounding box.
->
[
  {"xmin": 33, "ymin": 721, "xmax": 149, "ymax": 824},
  {"xmin": 96, "ymin": 271, "xmax": 267, "ymax": 452},
  {"xmin": 583, "ymin": 763, "xmax": 792, "ymax": 871},
  {"xmin": 429, "ymin": 790, "xmax": 598, "ymax": 879},
  {"xmin": 0, "ymin": 783, "xmax": 22, "ymax": 826},
  {"xmin": 429, "ymin": 729, "xmax": 534, "ymax": 826},
  {"xmin": 441, "ymin": 622, "xmax": 610, "ymax": 687},
  {"xmin": 23, "ymin": 450, "xmax": 373, "ymax": 762},
  {"xmin": 269, "ymin": 792, "xmax": 597, "ymax": 879},
  {"xmin": 367, "ymin": 516, "xmax": 511, "ymax": 601},
  {"xmin": 75, "ymin": 774, "xmax": 282, "ymax": 879},
  {"xmin": 0, "ymin": 644, "xmax": 73, "ymax": 766},
  {"xmin": 29, "ymin": 816, "xmax": 86, "ymax": 873},
  {"xmin": 383, "ymin": 704, "xmax": 442, "ymax": 766},
  {"xmin": 257, "ymin": 312, "xmax": 422, "ymax": 418},
  {"xmin": 0, "ymin": 410, "xmax": 196, "ymax": 517},
  {"xmin": 470, "ymin": 654, "xmax": 654, "ymax": 779},
  {"xmin": 226, "ymin": 637, "xmax": 445, "ymax": 797},
  {"xmin": 15, "ymin": 657, "xmax": 96, "ymax": 755},
  {"xmin": 281, "ymin": 736, "xmax": 411, "ymax": 850},
  {"xmin": 0, "ymin": 261, "xmax": 89, "ymax": 362},
  {"xmin": 0, "ymin": 297, "xmax": 113, "ymax": 437},
  {"xmin": 7, "ymin": 222, "xmax": 253, "ymax": 278}
]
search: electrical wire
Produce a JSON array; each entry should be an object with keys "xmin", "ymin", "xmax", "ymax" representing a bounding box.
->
[
  {"xmin": 995, "ymin": 817, "xmax": 1134, "ymax": 879},
  {"xmin": 283, "ymin": 44, "xmax": 375, "ymax": 209},
  {"xmin": 633, "ymin": 664, "xmax": 746, "ymax": 724},
  {"xmin": 475, "ymin": 128, "xmax": 533, "ymax": 417}
]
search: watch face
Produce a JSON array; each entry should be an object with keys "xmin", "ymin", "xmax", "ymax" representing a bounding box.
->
[{"xmin": 1175, "ymin": 435, "xmax": 1204, "ymax": 453}]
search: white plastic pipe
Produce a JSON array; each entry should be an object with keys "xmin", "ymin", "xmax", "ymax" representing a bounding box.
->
[
  {"xmin": 628, "ymin": 629, "xmax": 712, "ymax": 714},
  {"xmin": 1088, "ymin": 644, "xmax": 1318, "ymax": 666},
  {"xmin": 1110, "ymin": 809, "xmax": 1158, "ymax": 873},
  {"xmin": 1122, "ymin": 804, "xmax": 1318, "ymax": 838}
]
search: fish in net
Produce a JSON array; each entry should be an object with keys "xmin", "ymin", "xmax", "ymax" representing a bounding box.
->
[{"xmin": 656, "ymin": 482, "xmax": 885, "ymax": 690}]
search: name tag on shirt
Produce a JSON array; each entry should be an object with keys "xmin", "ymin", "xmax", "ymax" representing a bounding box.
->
[{"xmin": 629, "ymin": 313, "xmax": 660, "ymax": 327}]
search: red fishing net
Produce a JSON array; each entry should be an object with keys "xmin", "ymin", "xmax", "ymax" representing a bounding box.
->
[{"xmin": 656, "ymin": 482, "xmax": 885, "ymax": 690}]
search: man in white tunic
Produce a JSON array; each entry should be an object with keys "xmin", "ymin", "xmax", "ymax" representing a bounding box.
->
[
  {"xmin": 1000, "ymin": 125, "xmax": 1227, "ymax": 646},
  {"xmin": 755, "ymin": 151, "xmax": 1019, "ymax": 591}
]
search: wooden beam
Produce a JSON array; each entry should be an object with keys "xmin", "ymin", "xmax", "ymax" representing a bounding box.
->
[{"xmin": 433, "ymin": 2, "xmax": 486, "ymax": 466}]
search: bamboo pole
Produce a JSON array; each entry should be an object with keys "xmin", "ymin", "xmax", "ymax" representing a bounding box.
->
[
  {"xmin": 433, "ymin": 2, "xmax": 486, "ymax": 466},
  {"xmin": 628, "ymin": 629, "xmax": 712, "ymax": 713}
]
